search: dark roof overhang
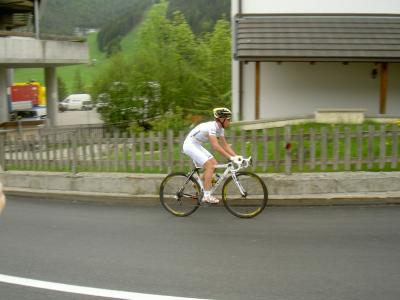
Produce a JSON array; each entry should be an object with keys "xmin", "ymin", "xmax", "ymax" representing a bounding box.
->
[
  {"xmin": 0, "ymin": 0, "xmax": 38, "ymax": 13},
  {"xmin": 234, "ymin": 14, "xmax": 400, "ymax": 62}
]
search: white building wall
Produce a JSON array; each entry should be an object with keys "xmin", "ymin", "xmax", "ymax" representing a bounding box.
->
[
  {"xmin": 231, "ymin": 0, "xmax": 400, "ymax": 121},
  {"xmin": 387, "ymin": 64, "xmax": 400, "ymax": 113},
  {"xmin": 236, "ymin": 0, "xmax": 400, "ymax": 14},
  {"xmin": 242, "ymin": 62, "xmax": 256, "ymax": 120},
  {"xmin": 240, "ymin": 62, "xmax": 400, "ymax": 121}
]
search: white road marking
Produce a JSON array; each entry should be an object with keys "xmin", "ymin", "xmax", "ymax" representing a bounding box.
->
[{"xmin": 0, "ymin": 274, "xmax": 210, "ymax": 300}]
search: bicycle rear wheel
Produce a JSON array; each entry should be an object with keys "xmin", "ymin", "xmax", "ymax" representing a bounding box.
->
[
  {"xmin": 159, "ymin": 172, "xmax": 201, "ymax": 217},
  {"xmin": 222, "ymin": 171, "xmax": 268, "ymax": 218}
]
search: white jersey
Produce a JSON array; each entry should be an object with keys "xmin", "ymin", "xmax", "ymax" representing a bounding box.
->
[{"xmin": 186, "ymin": 121, "xmax": 224, "ymax": 144}]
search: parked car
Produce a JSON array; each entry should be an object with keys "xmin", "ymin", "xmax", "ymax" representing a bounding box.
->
[
  {"xmin": 59, "ymin": 94, "xmax": 92, "ymax": 110},
  {"xmin": 82, "ymin": 100, "xmax": 93, "ymax": 110}
]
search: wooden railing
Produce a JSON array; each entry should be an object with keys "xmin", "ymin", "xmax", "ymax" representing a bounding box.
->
[{"xmin": 0, "ymin": 124, "xmax": 399, "ymax": 174}]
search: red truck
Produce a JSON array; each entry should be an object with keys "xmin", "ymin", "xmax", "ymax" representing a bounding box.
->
[{"xmin": 10, "ymin": 82, "xmax": 46, "ymax": 110}]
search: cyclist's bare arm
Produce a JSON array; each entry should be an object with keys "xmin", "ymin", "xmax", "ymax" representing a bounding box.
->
[
  {"xmin": 219, "ymin": 136, "xmax": 236, "ymax": 157},
  {"xmin": 208, "ymin": 135, "xmax": 235, "ymax": 159}
]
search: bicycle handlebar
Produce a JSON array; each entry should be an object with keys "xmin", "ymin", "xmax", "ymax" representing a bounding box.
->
[
  {"xmin": 230, "ymin": 156, "xmax": 252, "ymax": 172},
  {"xmin": 213, "ymin": 156, "xmax": 252, "ymax": 172}
]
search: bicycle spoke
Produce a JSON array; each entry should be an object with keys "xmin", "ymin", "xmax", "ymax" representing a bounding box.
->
[
  {"xmin": 160, "ymin": 173, "xmax": 201, "ymax": 217},
  {"xmin": 222, "ymin": 172, "xmax": 268, "ymax": 218}
]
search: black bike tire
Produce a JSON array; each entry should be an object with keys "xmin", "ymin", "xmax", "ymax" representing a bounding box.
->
[
  {"xmin": 222, "ymin": 171, "xmax": 268, "ymax": 218},
  {"xmin": 159, "ymin": 172, "xmax": 201, "ymax": 217}
]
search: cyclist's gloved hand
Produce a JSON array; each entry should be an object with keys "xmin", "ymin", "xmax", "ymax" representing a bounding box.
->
[{"xmin": 230, "ymin": 155, "xmax": 243, "ymax": 165}]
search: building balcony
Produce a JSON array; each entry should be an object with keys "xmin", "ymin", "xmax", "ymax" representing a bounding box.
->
[{"xmin": 0, "ymin": 32, "xmax": 89, "ymax": 67}]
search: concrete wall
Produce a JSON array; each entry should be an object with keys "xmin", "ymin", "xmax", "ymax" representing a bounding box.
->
[{"xmin": 2, "ymin": 171, "xmax": 400, "ymax": 204}]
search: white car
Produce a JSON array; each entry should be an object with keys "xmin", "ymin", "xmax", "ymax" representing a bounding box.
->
[{"xmin": 60, "ymin": 94, "xmax": 92, "ymax": 110}]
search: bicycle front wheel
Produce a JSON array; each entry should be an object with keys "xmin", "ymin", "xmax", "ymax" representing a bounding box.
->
[
  {"xmin": 159, "ymin": 172, "xmax": 201, "ymax": 217},
  {"xmin": 222, "ymin": 171, "xmax": 268, "ymax": 218}
]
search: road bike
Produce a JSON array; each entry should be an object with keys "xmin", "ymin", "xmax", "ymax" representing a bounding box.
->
[{"xmin": 159, "ymin": 157, "xmax": 268, "ymax": 218}]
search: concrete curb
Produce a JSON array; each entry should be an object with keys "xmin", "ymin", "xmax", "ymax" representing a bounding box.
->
[{"xmin": 4, "ymin": 187, "xmax": 400, "ymax": 206}]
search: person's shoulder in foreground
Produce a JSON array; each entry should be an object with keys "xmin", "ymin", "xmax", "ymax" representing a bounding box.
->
[{"xmin": 0, "ymin": 181, "xmax": 5, "ymax": 215}]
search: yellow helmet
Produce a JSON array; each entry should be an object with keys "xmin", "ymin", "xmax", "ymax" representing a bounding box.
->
[{"xmin": 213, "ymin": 107, "xmax": 232, "ymax": 119}]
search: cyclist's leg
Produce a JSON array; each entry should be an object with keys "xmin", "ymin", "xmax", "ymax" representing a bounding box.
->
[
  {"xmin": 182, "ymin": 139, "xmax": 219, "ymax": 203},
  {"xmin": 202, "ymin": 158, "xmax": 219, "ymax": 204},
  {"xmin": 203, "ymin": 158, "xmax": 217, "ymax": 191}
]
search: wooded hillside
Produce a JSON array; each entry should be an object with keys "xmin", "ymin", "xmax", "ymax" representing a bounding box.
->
[
  {"xmin": 40, "ymin": 0, "xmax": 143, "ymax": 35},
  {"xmin": 41, "ymin": 0, "xmax": 230, "ymax": 53}
]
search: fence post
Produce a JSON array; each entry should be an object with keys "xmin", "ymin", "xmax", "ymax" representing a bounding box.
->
[
  {"xmin": 131, "ymin": 133, "xmax": 137, "ymax": 172},
  {"xmin": 274, "ymin": 127, "xmax": 280, "ymax": 172},
  {"xmin": 262, "ymin": 129, "xmax": 268, "ymax": 172},
  {"xmin": 333, "ymin": 127, "xmax": 339, "ymax": 171},
  {"xmin": 149, "ymin": 131, "xmax": 155, "ymax": 170},
  {"xmin": 284, "ymin": 125, "xmax": 292, "ymax": 174},
  {"xmin": 297, "ymin": 128, "xmax": 304, "ymax": 172},
  {"xmin": 321, "ymin": 127, "xmax": 327, "ymax": 171},
  {"xmin": 0, "ymin": 132, "xmax": 5, "ymax": 171},
  {"xmin": 344, "ymin": 127, "xmax": 352, "ymax": 171},
  {"xmin": 392, "ymin": 125, "xmax": 399, "ymax": 169},
  {"xmin": 251, "ymin": 130, "xmax": 257, "ymax": 172},
  {"xmin": 71, "ymin": 134, "xmax": 78, "ymax": 174},
  {"xmin": 167, "ymin": 130, "xmax": 174, "ymax": 173},
  {"xmin": 309, "ymin": 128, "xmax": 316, "ymax": 171},
  {"xmin": 158, "ymin": 131, "xmax": 163, "ymax": 172},
  {"xmin": 140, "ymin": 132, "xmax": 145, "ymax": 172},
  {"xmin": 367, "ymin": 125, "xmax": 375, "ymax": 170},
  {"xmin": 356, "ymin": 125, "xmax": 363, "ymax": 170},
  {"xmin": 379, "ymin": 124, "xmax": 386, "ymax": 169}
]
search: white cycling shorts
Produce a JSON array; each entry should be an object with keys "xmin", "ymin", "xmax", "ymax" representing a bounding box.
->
[{"xmin": 182, "ymin": 138, "xmax": 213, "ymax": 167}]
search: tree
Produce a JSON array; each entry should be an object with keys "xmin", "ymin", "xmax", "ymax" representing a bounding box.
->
[
  {"xmin": 97, "ymin": 0, "xmax": 153, "ymax": 54},
  {"xmin": 57, "ymin": 77, "xmax": 68, "ymax": 101},
  {"xmin": 167, "ymin": 0, "xmax": 230, "ymax": 34},
  {"xmin": 92, "ymin": 1, "xmax": 232, "ymax": 130},
  {"xmin": 200, "ymin": 19, "xmax": 232, "ymax": 108},
  {"xmin": 129, "ymin": 3, "xmax": 205, "ymax": 115},
  {"xmin": 73, "ymin": 69, "xmax": 85, "ymax": 93},
  {"xmin": 91, "ymin": 54, "xmax": 133, "ymax": 126}
]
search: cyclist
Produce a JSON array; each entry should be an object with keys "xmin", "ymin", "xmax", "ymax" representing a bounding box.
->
[
  {"xmin": 0, "ymin": 181, "xmax": 5, "ymax": 215},
  {"xmin": 182, "ymin": 107, "xmax": 243, "ymax": 204}
]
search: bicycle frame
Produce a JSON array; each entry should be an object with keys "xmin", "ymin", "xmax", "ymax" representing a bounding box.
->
[
  {"xmin": 159, "ymin": 155, "xmax": 267, "ymax": 218},
  {"xmin": 182, "ymin": 157, "xmax": 252, "ymax": 201}
]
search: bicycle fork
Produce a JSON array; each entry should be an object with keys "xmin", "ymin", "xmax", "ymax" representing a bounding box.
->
[{"xmin": 230, "ymin": 172, "xmax": 248, "ymax": 198}]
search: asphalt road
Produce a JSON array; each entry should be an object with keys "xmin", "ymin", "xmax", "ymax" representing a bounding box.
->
[
  {"xmin": 57, "ymin": 110, "xmax": 103, "ymax": 126},
  {"xmin": 0, "ymin": 196, "xmax": 400, "ymax": 300}
]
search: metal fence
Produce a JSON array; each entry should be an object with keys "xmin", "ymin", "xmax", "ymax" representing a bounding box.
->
[{"xmin": 0, "ymin": 124, "xmax": 399, "ymax": 174}]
